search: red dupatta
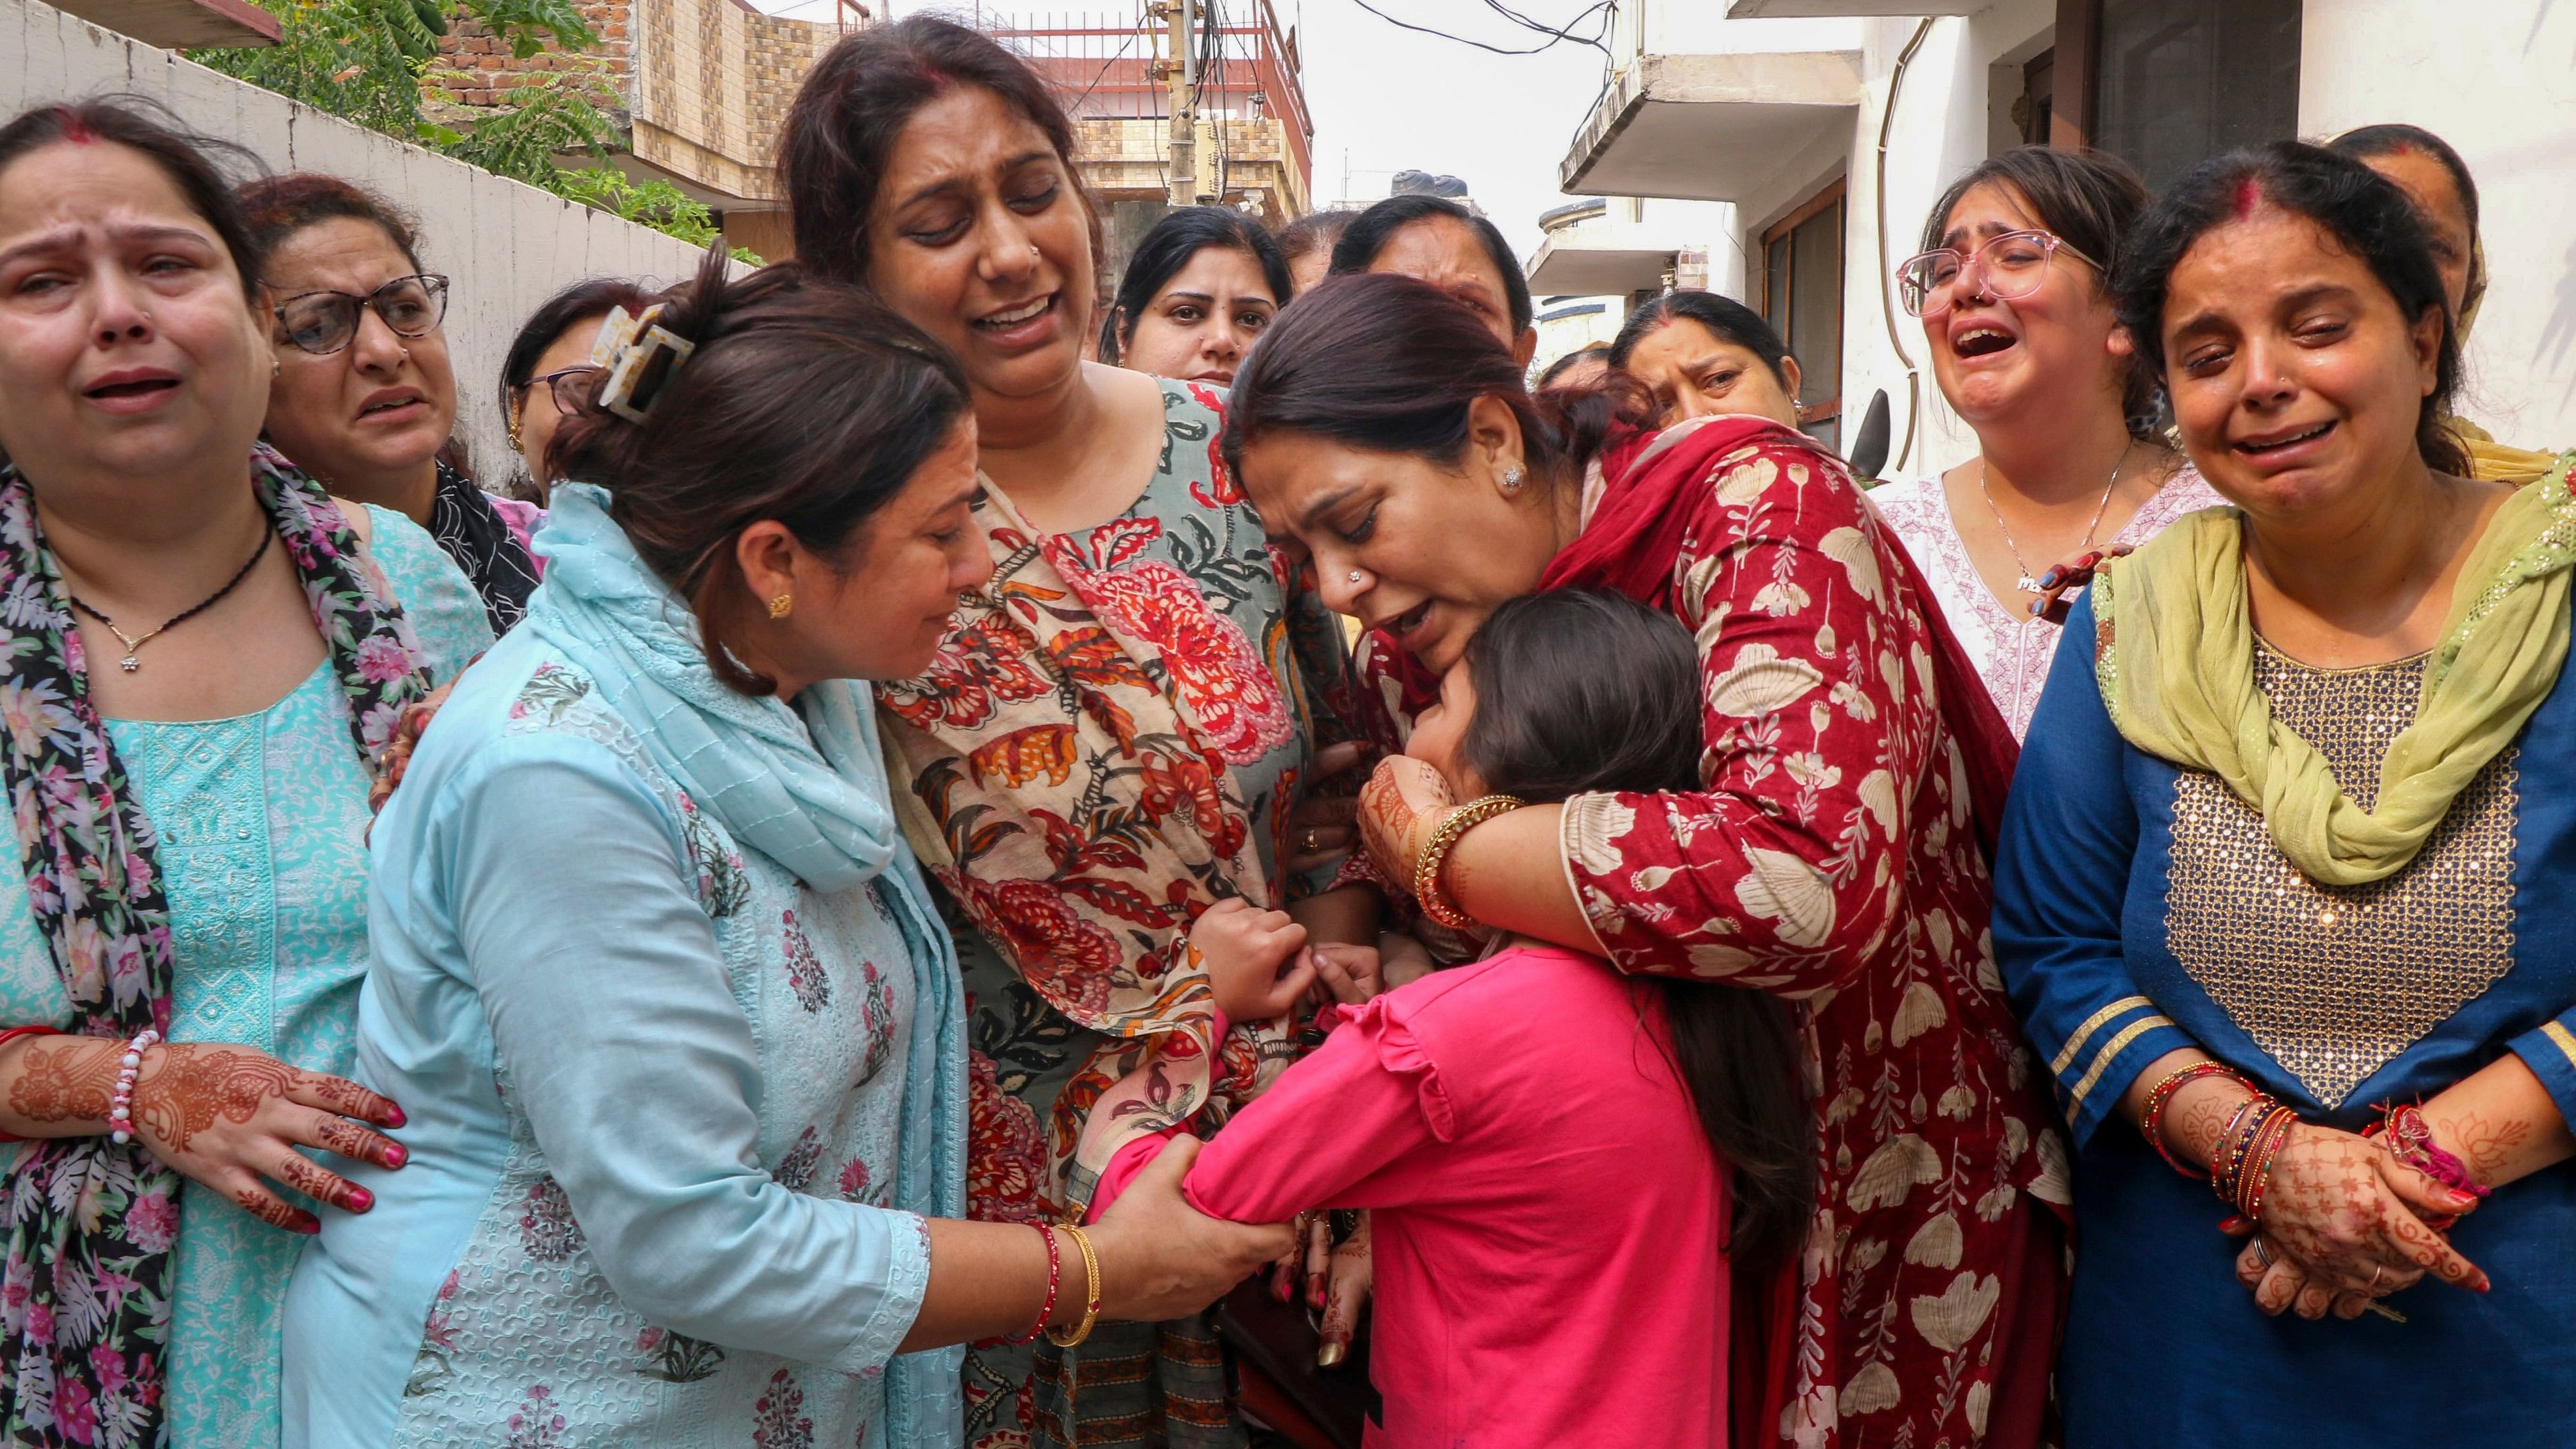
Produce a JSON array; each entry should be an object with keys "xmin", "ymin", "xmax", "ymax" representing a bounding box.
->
[{"xmin": 1538, "ymin": 413, "xmax": 2018, "ymax": 855}]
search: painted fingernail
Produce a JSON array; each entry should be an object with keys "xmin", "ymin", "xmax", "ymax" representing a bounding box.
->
[
  {"xmin": 384, "ymin": 1104, "xmax": 407, "ymax": 1128},
  {"xmin": 2218, "ymin": 1215, "xmax": 2250, "ymax": 1233},
  {"xmin": 1316, "ymin": 1342, "xmax": 1346, "ymax": 1368},
  {"xmin": 345, "ymin": 1187, "xmax": 375, "ymax": 1211},
  {"xmin": 295, "ymin": 1216, "xmax": 321, "ymax": 1235},
  {"xmin": 383, "ymin": 1143, "xmax": 408, "ymax": 1168}
]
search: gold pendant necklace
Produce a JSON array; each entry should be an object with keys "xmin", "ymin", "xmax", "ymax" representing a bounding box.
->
[{"xmin": 67, "ymin": 525, "xmax": 272, "ymax": 673}]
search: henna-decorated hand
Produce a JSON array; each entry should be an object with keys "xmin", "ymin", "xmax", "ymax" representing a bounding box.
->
[
  {"xmin": 2245, "ymin": 1123, "xmax": 2487, "ymax": 1309},
  {"xmin": 1315, "ymin": 1211, "xmax": 1373, "ymax": 1368},
  {"xmin": 1358, "ymin": 755, "xmax": 1457, "ymax": 893},
  {"xmin": 1088, "ymin": 1136, "xmax": 1293, "ymax": 1323},
  {"xmin": 1284, "ymin": 741, "xmax": 1367, "ymax": 875},
  {"xmin": 7, "ymin": 1038, "xmax": 408, "ymax": 1234}
]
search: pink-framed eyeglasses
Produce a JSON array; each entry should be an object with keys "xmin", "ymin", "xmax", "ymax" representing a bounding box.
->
[{"xmin": 1893, "ymin": 230, "xmax": 2104, "ymax": 319}]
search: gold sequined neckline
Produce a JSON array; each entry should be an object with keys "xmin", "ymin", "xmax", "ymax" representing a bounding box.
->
[{"xmin": 2251, "ymin": 634, "xmax": 2435, "ymax": 676}]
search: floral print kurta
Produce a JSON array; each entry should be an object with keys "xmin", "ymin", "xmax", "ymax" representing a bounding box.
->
[
  {"xmin": 1556, "ymin": 431, "xmax": 2066, "ymax": 1448},
  {"xmin": 878, "ymin": 382, "xmax": 1356, "ymax": 1449}
]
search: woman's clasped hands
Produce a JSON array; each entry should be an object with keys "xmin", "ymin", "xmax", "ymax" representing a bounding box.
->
[{"xmin": 2229, "ymin": 1122, "xmax": 2489, "ymax": 1321}]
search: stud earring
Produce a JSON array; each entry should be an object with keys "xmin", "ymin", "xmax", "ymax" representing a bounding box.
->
[
  {"xmin": 1500, "ymin": 465, "xmax": 1525, "ymax": 492},
  {"xmin": 767, "ymin": 592, "xmax": 794, "ymax": 620}
]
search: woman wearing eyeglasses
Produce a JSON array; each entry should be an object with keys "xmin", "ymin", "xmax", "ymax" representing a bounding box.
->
[
  {"xmin": 498, "ymin": 276, "xmax": 653, "ymax": 502},
  {"xmin": 237, "ymin": 175, "xmax": 542, "ymax": 634},
  {"xmin": 1870, "ymin": 147, "xmax": 2222, "ymax": 738}
]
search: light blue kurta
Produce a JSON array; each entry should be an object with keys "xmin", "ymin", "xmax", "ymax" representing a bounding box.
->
[
  {"xmin": 0, "ymin": 505, "xmax": 490, "ymax": 1449},
  {"xmin": 280, "ymin": 485, "xmax": 968, "ymax": 1448}
]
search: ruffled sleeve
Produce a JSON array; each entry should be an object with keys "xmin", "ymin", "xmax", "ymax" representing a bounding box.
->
[{"xmin": 1181, "ymin": 986, "xmax": 1454, "ymax": 1223}]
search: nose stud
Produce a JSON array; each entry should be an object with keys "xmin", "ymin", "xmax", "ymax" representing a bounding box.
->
[{"xmin": 1346, "ymin": 570, "xmax": 1362, "ymax": 584}]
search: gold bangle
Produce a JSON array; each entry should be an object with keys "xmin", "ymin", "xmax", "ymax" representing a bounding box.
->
[
  {"xmin": 1044, "ymin": 1223, "xmax": 1103, "ymax": 1348},
  {"xmin": 1411, "ymin": 793, "xmax": 1525, "ymax": 931}
]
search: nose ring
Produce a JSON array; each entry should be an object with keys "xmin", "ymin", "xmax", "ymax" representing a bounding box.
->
[
  {"xmin": 1346, "ymin": 570, "xmax": 1362, "ymax": 585},
  {"xmin": 1029, "ymin": 245, "xmax": 1041, "ymax": 257}
]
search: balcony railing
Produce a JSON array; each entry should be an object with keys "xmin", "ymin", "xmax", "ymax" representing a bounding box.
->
[{"xmin": 990, "ymin": 3, "xmax": 1312, "ymax": 191}]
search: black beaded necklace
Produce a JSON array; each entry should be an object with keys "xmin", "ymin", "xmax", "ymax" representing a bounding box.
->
[{"xmin": 67, "ymin": 525, "xmax": 273, "ymax": 673}]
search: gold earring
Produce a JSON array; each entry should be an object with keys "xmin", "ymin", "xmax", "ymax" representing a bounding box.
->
[{"xmin": 767, "ymin": 592, "xmax": 794, "ymax": 620}]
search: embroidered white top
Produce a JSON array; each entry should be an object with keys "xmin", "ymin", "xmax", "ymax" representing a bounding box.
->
[{"xmin": 1869, "ymin": 461, "xmax": 2225, "ymax": 739}]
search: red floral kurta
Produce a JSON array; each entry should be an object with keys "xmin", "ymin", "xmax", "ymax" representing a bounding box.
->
[
  {"xmin": 1360, "ymin": 426, "xmax": 2065, "ymax": 1448},
  {"xmin": 1561, "ymin": 433, "xmax": 2066, "ymax": 1448}
]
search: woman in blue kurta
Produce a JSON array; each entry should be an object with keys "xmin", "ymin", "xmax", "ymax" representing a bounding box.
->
[
  {"xmin": 1997, "ymin": 142, "xmax": 2576, "ymax": 1445},
  {"xmin": 0, "ymin": 102, "xmax": 490, "ymax": 1448},
  {"xmin": 282, "ymin": 254, "xmax": 1292, "ymax": 1448}
]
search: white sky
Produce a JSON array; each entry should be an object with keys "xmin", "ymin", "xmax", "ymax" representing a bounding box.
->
[{"xmin": 761, "ymin": 1, "xmax": 1618, "ymax": 261}]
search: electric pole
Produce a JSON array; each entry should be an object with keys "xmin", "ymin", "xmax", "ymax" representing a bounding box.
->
[{"xmin": 1161, "ymin": 0, "xmax": 1196, "ymax": 208}]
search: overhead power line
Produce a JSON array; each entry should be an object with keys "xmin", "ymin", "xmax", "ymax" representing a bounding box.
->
[{"xmin": 1344, "ymin": 0, "xmax": 1614, "ymax": 59}]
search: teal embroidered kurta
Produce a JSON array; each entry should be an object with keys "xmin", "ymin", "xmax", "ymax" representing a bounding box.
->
[{"xmin": 0, "ymin": 506, "xmax": 490, "ymax": 1448}]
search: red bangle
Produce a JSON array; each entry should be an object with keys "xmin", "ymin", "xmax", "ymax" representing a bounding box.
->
[
  {"xmin": 0, "ymin": 1025, "xmax": 64, "ymax": 1145},
  {"xmin": 978, "ymin": 1223, "xmax": 1063, "ymax": 1349},
  {"xmin": 2138, "ymin": 1062, "xmax": 2241, "ymax": 1178}
]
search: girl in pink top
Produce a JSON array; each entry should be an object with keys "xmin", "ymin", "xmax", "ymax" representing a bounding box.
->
[{"xmin": 1103, "ymin": 589, "xmax": 1813, "ymax": 1448}]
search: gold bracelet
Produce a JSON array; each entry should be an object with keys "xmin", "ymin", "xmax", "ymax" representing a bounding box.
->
[
  {"xmin": 1411, "ymin": 793, "xmax": 1525, "ymax": 931},
  {"xmin": 1043, "ymin": 1223, "xmax": 1103, "ymax": 1348}
]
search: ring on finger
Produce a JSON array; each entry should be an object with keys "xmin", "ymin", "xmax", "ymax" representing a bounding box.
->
[
  {"xmin": 2368, "ymin": 1263, "xmax": 2385, "ymax": 1291},
  {"xmin": 2253, "ymin": 1238, "xmax": 2273, "ymax": 1268}
]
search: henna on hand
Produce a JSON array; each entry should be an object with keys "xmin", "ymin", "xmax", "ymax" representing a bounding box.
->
[
  {"xmin": 295, "ymin": 1070, "xmax": 404, "ymax": 1127},
  {"xmin": 232, "ymin": 1184, "xmax": 317, "ymax": 1234},
  {"xmin": 2257, "ymin": 1125, "xmax": 2487, "ymax": 1295},
  {"xmin": 132, "ymin": 1048, "xmax": 301, "ymax": 1155},
  {"xmin": 310, "ymin": 1114, "xmax": 406, "ymax": 1169},
  {"xmin": 7, "ymin": 1039, "xmax": 117, "ymax": 1126},
  {"xmin": 272, "ymin": 1151, "xmax": 370, "ymax": 1214},
  {"xmin": 1358, "ymin": 757, "xmax": 1453, "ymax": 889}
]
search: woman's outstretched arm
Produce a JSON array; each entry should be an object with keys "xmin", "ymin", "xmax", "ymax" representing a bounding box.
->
[{"xmin": 1364, "ymin": 440, "xmax": 1935, "ymax": 999}]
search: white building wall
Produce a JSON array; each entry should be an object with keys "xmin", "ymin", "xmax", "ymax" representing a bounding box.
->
[
  {"xmin": 1, "ymin": 0, "xmax": 709, "ymax": 482},
  {"xmin": 1814, "ymin": 1, "xmax": 2054, "ymax": 483},
  {"xmin": 2301, "ymin": 0, "xmax": 2576, "ymax": 451}
]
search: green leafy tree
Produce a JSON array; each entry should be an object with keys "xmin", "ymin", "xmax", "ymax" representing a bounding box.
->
[{"xmin": 192, "ymin": 0, "xmax": 761, "ymax": 259}]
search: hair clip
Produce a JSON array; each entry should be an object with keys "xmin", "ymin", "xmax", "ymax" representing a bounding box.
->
[{"xmin": 590, "ymin": 303, "xmax": 696, "ymax": 423}]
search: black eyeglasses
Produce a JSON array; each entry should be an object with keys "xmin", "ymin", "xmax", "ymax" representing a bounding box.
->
[
  {"xmin": 515, "ymin": 365, "xmax": 602, "ymax": 417},
  {"xmin": 272, "ymin": 273, "xmax": 450, "ymax": 355}
]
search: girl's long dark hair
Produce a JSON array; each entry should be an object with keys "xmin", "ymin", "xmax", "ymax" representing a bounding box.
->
[{"xmin": 1459, "ymin": 590, "xmax": 1815, "ymax": 1271}]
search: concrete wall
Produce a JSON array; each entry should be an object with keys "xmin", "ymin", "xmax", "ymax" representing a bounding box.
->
[
  {"xmin": 3, "ymin": 0, "xmax": 709, "ymax": 485},
  {"xmin": 1782, "ymin": 0, "xmax": 2576, "ymax": 480},
  {"xmin": 2301, "ymin": 0, "xmax": 2576, "ymax": 452},
  {"xmin": 1803, "ymin": 1, "xmax": 2054, "ymax": 484}
]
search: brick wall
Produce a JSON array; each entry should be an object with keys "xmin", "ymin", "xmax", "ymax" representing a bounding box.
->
[{"xmin": 428, "ymin": 0, "xmax": 631, "ymax": 111}]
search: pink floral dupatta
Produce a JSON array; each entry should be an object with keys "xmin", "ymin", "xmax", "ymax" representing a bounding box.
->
[{"xmin": 880, "ymin": 475, "xmax": 1304, "ymax": 1212}]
